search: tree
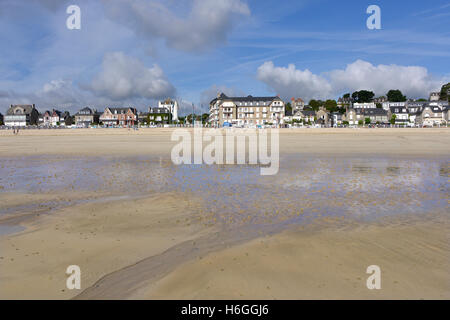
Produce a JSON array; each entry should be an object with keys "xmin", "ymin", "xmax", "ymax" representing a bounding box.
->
[
  {"xmin": 390, "ymin": 114, "xmax": 396, "ymax": 125},
  {"xmin": 343, "ymin": 93, "xmax": 350, "ymax": 99},
  {"xmin": 358, "ymin": 120, "xmax": 364, "ymax": 126},
  {"xmin": 324, "ymin": 99, "xmax": 338, "ymax": 112},
  {"xmin": 365, "ymin": 118, "xmax": 371, "ymax": 125},
  {"xmin": 352, "ymin": 90, "xmax": 375, "ymax": 103},
  {"xmin": 308, "ymin": 99, "xmax": 323, "ymax": 111},
  {"xmin": 201, "ymin": 113, "xmax": 209, "ymax": 124},
  {"xmin": 440, "ymin": 82, "xmax": 450, "ymax": 102},
  {"xmin": 65, "ymin": 116, "xmax": 74, "ymax": 126},
  {"xmin": 285, "ymin": 102, "xmax": 292, "ymax": 114},
  {"xmin": 376, "ymin": 103, "xmax": 382, "ymax": 108},
  {"xmin": 387, "ymin": 89, "xmax": 406, "ymax": 102}
]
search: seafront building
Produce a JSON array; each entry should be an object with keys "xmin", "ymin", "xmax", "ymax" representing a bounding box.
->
[
  {"xmin": 74, "ymin": 107, "xmax": 100, "ymax": 127},
  {"xmin": 4, "ymin": 104, "xmax": 39, "ymax": 127},
  {"xmin": 291, "ymin": 98, "xmax": 305, "ymax": 113},
  {"xmin": 209, "ymin": 93, "xmax": 285, "ymax": 127},
  {"xmin": 158, "ymin": 99, "xmax": 179, "ymax": 122},
  {"xmin": 99, "ymin": 107, "xmax": 138, "ymax": 127}
]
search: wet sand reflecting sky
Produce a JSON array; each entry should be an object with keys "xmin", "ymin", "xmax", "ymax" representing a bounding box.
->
[{"xmin": 1, "ymin": 154, "xmax": 448, "ymax": 233}]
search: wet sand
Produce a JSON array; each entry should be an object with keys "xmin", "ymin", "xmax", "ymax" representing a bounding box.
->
[
  {"xmin": 138, "ymin": 214, "xmax": 450, "ymax": 300},
  {"xmin": 0, "ymin": 128, "xmax": 449, "ymax": 299}
]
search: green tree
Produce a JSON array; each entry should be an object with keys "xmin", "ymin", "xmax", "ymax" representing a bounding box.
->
[
  {"xmin": 201, "ymin": 113, "xmax": 209, "ymax": 124},
  {"xmin": 440, "ymin": 82, "xmax": 450, "ymax": 102},
  {"xmin": 308, "ymin": 99, "xmax": 322, "ymax": 111},
  {"xmin": 324, "ymin": 99, "xmax": 338, "ymax": 112},
  {"xmin": 358, "ymin": 120, "xmax": 364, "ymax": 126},
  {"xmin": 376, "ymin": 103, "xmax": 382, "ymax": 108},
  {"xmin": 285, "ymin": 102, "xmax": 292, "ymax": 114},
  {"xmin": 387, "ymin": 89, "xmax": 407, "ymax": 102},
  {"xmin": 343, "ymin": 93, "xmax": 350, "ymax": 99},
  {"xmin": 390, "ymin": 114, "xmax": 396, "ymax": 125},
  {"xmin": 365, "ymin": 117, "xmax": 371, "ymax": 125},
  {"xmin": 352, "ymin": 90, "xmax": 375, "ymax": 103}
]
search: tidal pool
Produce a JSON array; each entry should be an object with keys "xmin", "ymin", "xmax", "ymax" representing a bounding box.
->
[{"xmin": 0, "ymin": 154, "xmax": 448, "ymax": 233}]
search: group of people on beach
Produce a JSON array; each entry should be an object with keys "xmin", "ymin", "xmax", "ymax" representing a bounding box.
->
[{"xmin": 12, "ymin": 128, "xmax": 19, "ymax": 135}]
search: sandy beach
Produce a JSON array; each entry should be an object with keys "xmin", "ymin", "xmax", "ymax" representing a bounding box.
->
[{"xmin": 0, "ymin": 128, "xmax": 449, "ymax": 299}]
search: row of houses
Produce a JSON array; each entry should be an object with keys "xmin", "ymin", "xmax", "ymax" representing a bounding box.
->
[
  {"xmin": 289, "ymin": 100, "xmax": 449, "ymax": 127},
  {"xmin": 208, "ymin": 92, "xmax": 450, "ymax": 128},
  {"xmin": 1, "ymin": 99, "xmax": 179, "ymax": 127}
]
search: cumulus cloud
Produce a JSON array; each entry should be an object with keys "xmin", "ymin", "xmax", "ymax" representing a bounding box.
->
[
  {"xmin": 256, "ymin": 61, "xmax": 333, "ymax": 101},
  {"xmin": 89, "ymin": 52, "xmax": 175, "ymax": 100},
  {"xmin": 328, "ymin": 60, "xmax": 444, "ymax": 98},
  {"xmin": 0, "ymin": 53, "xmax": 176, "ymax": 113},
  {"xmin": 257, "ymin": 60, "xmax": 447, "ymax": 101},
  {"xmin": 101, "ymin": 0, "xmax": 250, "ymax": 52},
  {"xmin": 0, "ymin": 79, "xmax": 86, "ymax": 112}
]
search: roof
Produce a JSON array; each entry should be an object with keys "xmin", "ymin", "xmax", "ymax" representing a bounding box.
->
[
  {"xmin": 75, "ymin": 107, "xmax": 95, "ymax": 115},
  {"xmin": 211, "ymin": 93, "xmax": 282, "ymax": 104},
  {"xmin": 389, "ymin": 106, "xmax": 408, "ymax": 114},
  {"xmin": 297, "ymin": 110, "xmax": 316, "ymax": 116},
  {"xmin": 356, "ymin": 108, "xmax": 388, "ymax": 116},
  {"xmin": 285, "ymin": 109, "xmax": 293, "ymax": 116},
  {"xmin": 6, "ymin": 104, "xmax": 36, "ymax": 115},
  {"xmin": 105, "ymin": 107, "xmax": 137, "ymax": 114}
]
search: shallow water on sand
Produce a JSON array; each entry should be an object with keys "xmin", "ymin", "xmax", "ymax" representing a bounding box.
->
[{"xmin": 0, "ymin": 154, "xmax": 448, "ymax": 233}]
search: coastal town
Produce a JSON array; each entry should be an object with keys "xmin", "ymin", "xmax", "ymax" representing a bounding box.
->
[{"xmin": 1, "ymin": 84, "xmax": 449, "ymax": 130}]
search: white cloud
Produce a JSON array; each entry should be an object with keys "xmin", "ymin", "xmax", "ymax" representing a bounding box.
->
[
  {"xmin": 89, "ymin": 52, "xmax": 175, "ymax": 100},
  {"xmin": 102, "ymin": 0, "xmax": 250, "ymax": 52},
  {"xmin": 0, "ymin": 79, "xmax": 86, "ymax": 112},
  {"xmin": 328, "ymin": 60, "xmax": 445, "ymax": 98},
  {"xmin": 0, "ymin": 53, "xmax": 177, "ymax": 113},
  {"xmin": 256, "ymin": 61, "xmax": 332, "ymax": 101},
  {"xmin": 257, "ymin": 60, "xmax": 447, "ymax": 101}
]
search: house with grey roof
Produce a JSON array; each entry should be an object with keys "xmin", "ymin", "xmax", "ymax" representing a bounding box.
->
[
  {"xmin": 418, "ymin": 105, "xmax": 446, "ymax": 127},
  {"xmin": 293, "ymin": 109, "xmax": 315, "ymax": 124},
  {"xmin": 346, "ymin": 107, "xmax": 389, "ymax": 125},
  {"xmin": 75, "ymin": 107, "xmax": 100, "ymax": 127},
  {"xmin": 4, "ymin": 104, "xmax": 39, "ymax": 127},
  {"xmin": 390, "ymin": 106, "xmax": 409, "ymax": 125}
]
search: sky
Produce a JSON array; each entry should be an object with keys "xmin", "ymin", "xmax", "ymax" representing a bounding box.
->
[{"xmin": 0, "ymin": 0, "xmax": 449, "ymax": 115}]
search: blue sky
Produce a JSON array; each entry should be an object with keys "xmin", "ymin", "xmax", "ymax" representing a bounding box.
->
[{"xmin": 0, "ymin": 0, "xmax": 449, "ymax": 115}]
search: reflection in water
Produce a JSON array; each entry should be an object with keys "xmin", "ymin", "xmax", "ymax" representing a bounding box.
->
[{"xmin": 0, "ymin": 155, "xmax": 448, "ymax": 231}]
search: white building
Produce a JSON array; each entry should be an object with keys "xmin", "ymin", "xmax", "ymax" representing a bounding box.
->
[
  {"xmin": 158, "ymin": 98, "xmax": 178, "ymax": 121},
  {"xmin": 209, "ymin": 93, "xmax": 285, "ymax": 127},
  {"xmin": 353, "ymin": 102, "xmax": 376, "ymax": 109}
]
